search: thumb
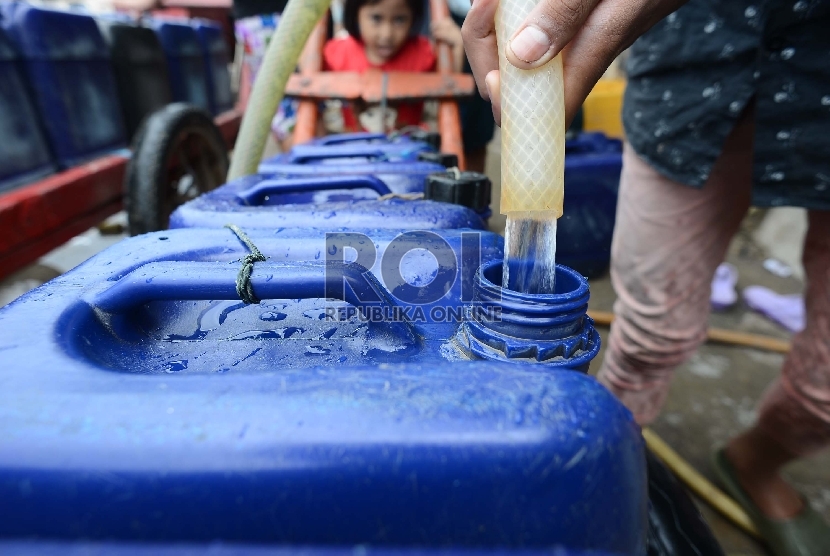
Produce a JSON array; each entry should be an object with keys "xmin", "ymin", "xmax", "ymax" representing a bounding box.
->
[{"xmin": 505, "ymin": 0, "xmax": 601, "ymax": 69}]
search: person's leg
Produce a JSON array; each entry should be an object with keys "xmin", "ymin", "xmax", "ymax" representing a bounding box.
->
[
  {"xmin": 465, "ymin": 146, "xmax": 487, "ymax": 173},
  {"xmin": 596, "ymin": 109, "xmax": 755, "ymax": 424},
  {"xmin": 726, "ymin": 210, "xmax": 830, "ymax": 519}
]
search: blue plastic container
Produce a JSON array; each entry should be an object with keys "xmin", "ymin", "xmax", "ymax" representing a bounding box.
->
[
  {"xmin": 0, "ymin": 26, "xmax": 54, "ymax": 192},
  {"xmin": 259, "ymin": 141, "xmax": 435, "ymax": 173},
  {"xmin": 1, "ymin": 3, "xmax": 126, "ymax": 168},
  {"xmin": 306, "ymin": 131, "xmax": 433, "ymax": 147},
  {"xmin": 308, "ymin": 131, "xmax": 408, "ymax": 146},
  {"xmin": 147, "ymin": 18, "xmax": 210, "ymax": 112},
  {"xmin": 0, "ymin": 541, "xmax": 624, "ymax": 556},
  {"xmin": 0, "ymin": 227, "xmax": 645, "ymax": 553},
  {"xmin": 259, "ymin": 158, "xmax": 447, "ymax": 200},
  {"xmin": 193, "ymin": 19, "xmax": 233, "ymax": 115},
  {"xmin": 558, "ymin": 133, "xmax": 623, "ymax": 277},
  {"xmin": 170, "ymin": 174, "xmax": 488, "ymax": 230}
]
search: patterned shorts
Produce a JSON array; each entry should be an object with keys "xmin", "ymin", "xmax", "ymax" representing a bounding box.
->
[{"xmin": 234, "ymin": 13, "xmax": 298, "ymax": 140}]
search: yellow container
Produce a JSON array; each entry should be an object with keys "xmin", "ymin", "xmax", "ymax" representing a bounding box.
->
[{"xmin": 583, "ymin": 78, "xmax": 626, "ymax": 139}]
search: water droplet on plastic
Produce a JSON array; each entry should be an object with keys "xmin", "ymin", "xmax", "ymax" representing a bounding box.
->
[
  {"xmin": 164, "ymin": 360, "xmax": 188, "ymax": 373},
  {"xmin": 260, "ymin": 311, "xmax": 287, "ymax": 321}
]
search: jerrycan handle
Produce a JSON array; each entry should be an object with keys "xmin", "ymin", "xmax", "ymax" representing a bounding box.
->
[
  {"xmin": 287, "ymin": 145, "xmax": 393, "ymax": 164},
  {"xmin": 95, "ymin": 261, "xmax": 393, "ymax": 312},
  {"xmin": 315, "ymin": 132, "xmax": 389, "ymax": 146},
  {"xmin": 236, "ymin": 175, "xmax": 392, "ymax": 205},
  {"xmin": 92, "ymin": 261, "xmax": 417, "ymax": 344}
]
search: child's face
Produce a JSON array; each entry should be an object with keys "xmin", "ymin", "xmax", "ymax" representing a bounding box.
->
[{"xmin": 357, "ymin": 0, "xmax": 413, "ymax": 65}]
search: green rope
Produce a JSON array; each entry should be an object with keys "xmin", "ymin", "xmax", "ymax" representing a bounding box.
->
[{"xmin": 225, "ymin": 224, "xmax": 267, "ymax": 305}]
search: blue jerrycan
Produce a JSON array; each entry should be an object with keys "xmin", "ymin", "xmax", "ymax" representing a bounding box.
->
[
  {"xmin": 558, "ymin": 132, "xmax": 623, "ymax": 277},
  {"xmin": 308, "ymin": 130, "xmax": 440, "ymax": 148},
  {"xmin": 0, "ymin": 227, "xmax": 645, "ymax": 554},
  {"xmin": 1, "ymin": 2, "xmax": 126, "ymax": 168},
  {"xmin": 192, "ymin": 19, "xmax": 233, "ymax": 116},
  {"xmin": 259, "ymin": 155, "xmax": 450, "ymax": 198},
  {"xmin": 0, "ymin": 541, "xmax": 625, "ymax": 556},
  {"xmin": 301, "ymin": 131, "xmax": 456, "ymax": 167},
  {"xmin": 0, "ymin": 26, "xmax": 55, "ymax": 192},
  {"xmin": 169, "ymin": 172, "xmax": 491, "ymax": 230},
  {"xmin": 262, "ymin": 142, "xmax": 432, "ymax": 168},
  {"xmin": 259, "ymin": 142, "xmax": 459, "ymax": 174},
  {"xmin": 146, "ymin": 17, "xmax": 210, "ymax": 112}
]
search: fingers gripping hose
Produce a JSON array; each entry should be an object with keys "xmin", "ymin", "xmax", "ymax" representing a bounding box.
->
[{"xmin": 227, "ymin": 0, "xmax": 331, "ymax": 181}]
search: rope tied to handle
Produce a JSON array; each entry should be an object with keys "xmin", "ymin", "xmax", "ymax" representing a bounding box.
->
[
  {"xmin": 376, "ymin": 192, "xmax": 424, "ymax": 201},
  {"xmin": 225, "ymin": 224, "xmax": 267, "ymax": 305}
]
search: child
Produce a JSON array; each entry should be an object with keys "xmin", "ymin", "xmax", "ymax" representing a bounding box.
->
[{"xmin": 323, "ymin": 0, "xmax": 464, "ymax": 133}]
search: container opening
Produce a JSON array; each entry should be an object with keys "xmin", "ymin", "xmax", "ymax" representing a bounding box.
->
[{"xmin": 483, "ymin": 262, "xmax": 583, "ymax": 296}]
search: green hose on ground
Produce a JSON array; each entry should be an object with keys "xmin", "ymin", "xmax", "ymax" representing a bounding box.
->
[{"xmin": 227, "ymin": 0, "xmax": 331, "ymax": 181}]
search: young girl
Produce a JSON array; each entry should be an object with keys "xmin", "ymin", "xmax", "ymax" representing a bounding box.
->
[{"xmin": 323, "ymin": 0, "xmax": 464, "ymax": 133}]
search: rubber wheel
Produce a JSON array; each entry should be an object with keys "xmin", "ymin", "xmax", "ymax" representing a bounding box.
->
[
  {"xmin": 646, "ymin": 448, "xmax": 726, "ymax": 555},
  {"xmin": 126, "ymin": 103, "xmax": 229, "ymax": 235}
]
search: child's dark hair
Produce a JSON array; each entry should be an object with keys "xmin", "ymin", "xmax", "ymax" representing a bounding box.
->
[{"xmin": 343, "ymin": 0, "xmax": 425, "ymax": 42}]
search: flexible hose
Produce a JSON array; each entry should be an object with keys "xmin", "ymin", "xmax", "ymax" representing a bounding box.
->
[
  {"xmin": 497, "ymin": 0, "xmax": 564, "ymax": 294},
  {"xmin": 227, "ymin": 0, "xmax": 331, "ymax": 180}
]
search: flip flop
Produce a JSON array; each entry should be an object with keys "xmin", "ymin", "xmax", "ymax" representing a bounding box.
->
[
  {"xmin": 711, "ymin": 448, "xmax": 830, "ymax": 556},
  {"xmin": 711, "ymin": 263, "xmax": 739, "ymax": 311},
  {"xmin": 743, "ymin": 286, "xmax": 806, "ymax": 333}
]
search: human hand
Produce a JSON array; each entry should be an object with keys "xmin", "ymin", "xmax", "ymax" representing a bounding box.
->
[
  {"xmin": 112, "ymin": 0, "xmax": 160, "ymax": 11},
  {"xmin": 431, "ymin": 18, "xmax": 463, "ymax": 47},
  {"xmin": 431, "ymin": 18, "xmax": 466, "ymax": 72},
  {"xmin": 461, "ymin": 0, "xmax": 687, "ymax": 125}
]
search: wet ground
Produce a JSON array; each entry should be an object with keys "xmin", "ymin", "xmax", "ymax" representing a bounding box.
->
[{"xmin": 2, "ymin": 138, "xmax": 828, "ymax": 555}]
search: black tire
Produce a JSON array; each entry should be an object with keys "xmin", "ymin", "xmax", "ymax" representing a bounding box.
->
[
  {"xmin": 646, "ymin": 448, "xmax": 726, "ymax": 556},
  {"xmin": 125, "ymin": 103, "xmax": 229, "ymax": 235}
]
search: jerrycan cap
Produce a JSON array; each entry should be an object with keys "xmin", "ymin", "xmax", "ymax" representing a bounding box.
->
[
  {"xmin": 407, "ymin": 129, "xmax": 441, "ymax": 150},
  {"xmin": 424, "ymin": 170, "xmax": 491, "ymax": 213},
  {"xmin": 417, "ymin": 151, "xmax": 459, "ymax": 168}
]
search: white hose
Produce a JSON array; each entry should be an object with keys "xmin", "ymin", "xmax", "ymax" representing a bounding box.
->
[
  {"xmin": 497, "ymin": 0, "xmax": 565, "ymax": 294},
  {"xmin": 227, "ymin": 0, "xmax": 331, "ymax": 180}
]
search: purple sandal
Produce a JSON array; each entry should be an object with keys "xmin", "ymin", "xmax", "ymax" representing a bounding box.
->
[
  {"xmin": 711, "ymin": 263, "xmax": 739, "ymax": 311},
  {"xmin": 743, "ymin": 286, "xmax": 805, "ymax": 333}
]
